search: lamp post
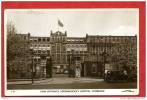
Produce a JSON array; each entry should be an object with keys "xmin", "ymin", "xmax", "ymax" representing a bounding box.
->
[
  {"xmin": 100, "ymin": 42, "xmax": 108, "ymax": 78},
  {"xmin": 67, "ymin": 54, "xmax": 71, "ymax": 77}
]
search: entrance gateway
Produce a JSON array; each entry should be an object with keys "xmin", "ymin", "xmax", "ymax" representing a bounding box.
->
[
  {"xmin": 52, "ymin": 64, "xmax": 69, "ymax": 77},
  {"xmin": 31, "ymin": 30, "xmax": 106, "ymax": 79}
]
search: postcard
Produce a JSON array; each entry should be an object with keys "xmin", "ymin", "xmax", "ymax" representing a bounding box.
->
[{"xmin": 1, "ymin": 1, "xmax": 145, "ymax": 97}]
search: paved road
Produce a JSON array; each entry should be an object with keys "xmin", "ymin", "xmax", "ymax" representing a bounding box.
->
[
  {"xmin": 8, "ymin": 77, "xmax": 104, "ymax": 85},
  {"xmin": 7, "ymin": 76, "xmax": 137, "ymax": 89},
  {"xmin": 7, "ymin": 81, "xmax": 137, "ymax": 89}
]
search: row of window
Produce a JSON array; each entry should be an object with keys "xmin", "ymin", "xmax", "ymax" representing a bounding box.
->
[
  {"xmin": 67, "ymin": 39, "xmax": 84, "ymax": 43},
  {"xmin": 30, "ymin": 38, "xmax": 50, "ymax": 42},
  {"xmin": 50, "ymin": 36, "xmax": 67, "ymax": 42},
  {"xmin": 90, "ymin": 46, "xmax": 135, "ymax": 55},
  {"xmin": 66, "ymin": 44, "xmax": 87, "ymax": 48},
  {"xmin": 67, "ymin": 51, "xmax": 87, "ymax": 54},
  {"xmin": 51, "ymin": 45, "xmax": 66, "ymax": 52},
  {"xmin": 33, "ymin": 50, "xmax": 50, "ymax": 54},
  {"xmin": 15, "ymin": 34, "xmax": 29, "ymax": 40},
  {"xmin": 30, "ymin": 36, "xmax": 136, "ymax": 43},
  {"xmin": 31, "ymin": 44, "xmax": 50, "ymax": 47},
  {"xmin": 87, "ymin": 37, "xmax": 136, "ymax": 43},
  {"xmin": 51, "ymin": 44, "xmax": 86, "ymax": 48}
]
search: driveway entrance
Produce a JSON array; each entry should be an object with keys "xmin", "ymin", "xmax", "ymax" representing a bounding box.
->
[{"xmin": 52, "ymin": 73, "xmax": 68, "ymax": 78}]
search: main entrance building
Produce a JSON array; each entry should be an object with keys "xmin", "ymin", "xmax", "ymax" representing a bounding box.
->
[{"xmin": 8, "ymin": 30, "xmax": 137, "ymax": 79}]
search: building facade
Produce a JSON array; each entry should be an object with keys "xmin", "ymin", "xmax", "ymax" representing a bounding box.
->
[
  {"xmin": 30, "ymin": 36, "xmax": 50, "ymax": 78},
  {"xmin": 7, "ymin": 31, "xmax": 137, "ymax": 78},
  {"xmin": 50, "ymin": 31, "xmax": 67, "ymax": 69},
  {"xmin": 85, "ymin": 34, "xmax": 137, "ymax": 77}
]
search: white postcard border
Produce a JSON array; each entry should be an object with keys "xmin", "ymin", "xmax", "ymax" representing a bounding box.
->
[{"xmin": 4, "ymin": 8, "xmax": 139, "ymax": 96}]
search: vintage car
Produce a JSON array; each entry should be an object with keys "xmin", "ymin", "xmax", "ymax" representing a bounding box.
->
[{"xmin": 104, "ymin": 70, "xmax": 128, "ymax": 82}]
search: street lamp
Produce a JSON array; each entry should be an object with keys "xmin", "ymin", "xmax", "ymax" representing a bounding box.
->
[
  {"xmin": 67, "ymin": 54, "xmax": 71, "ymax": 77},
  {"xmin": 100, "ymin": 42, "xmax": 109, "ymax": 78}
]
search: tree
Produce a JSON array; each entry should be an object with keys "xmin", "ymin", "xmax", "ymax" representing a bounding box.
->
[
  {"xmin": 109, "ymin": 44, "xmax": 131, "ymax": 72},
  {"xmin": 7, "ymin": 21, "xmax": 31, "ymax": 79},
  {"xmin": 7, "ymin": 21, "xmax": 17, "ymax": 35}
]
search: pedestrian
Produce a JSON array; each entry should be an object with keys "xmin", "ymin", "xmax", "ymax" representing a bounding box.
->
[
  {"xmin": 123, "ymin": 70, "xmax": 128, "ymax": 80},
  {"xmin": 75, "ymin": 66, "xmax": 81, "ymax": 78}
]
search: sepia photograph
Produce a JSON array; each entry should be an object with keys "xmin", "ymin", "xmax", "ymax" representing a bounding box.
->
[{"xmin": 2, "ymin": 1, "xmax": 145, "ymax": 96}]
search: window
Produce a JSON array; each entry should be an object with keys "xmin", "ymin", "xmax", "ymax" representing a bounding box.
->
[
  {"xmin": 34, "ymin": 44, "xmax": 37, "ymax": 47},
  {"xmin": 38, "ymin": 38, "xmax": 41, "ymax": 42},
  {"xmin": 47, "ymin": 38, "xmax": 50, "ymax": 42},
  {"xmin": 109, "ymin": 37, "xmax": 112, "ymax": 42},
  {"xmin": 57, "ymin": 44, "xmax": 60, "ymax": 52},
  {"xmin": 62, "ymin": 45, "xmax": 66, "ymax": 51},
  {"xmin": 24, "ymin": 36, "xmax": 27, "ymax": 40},
  {"xmin": 61, "ymin": 54, "xmax": 66, "ymax": 63},
  {"xmin": 52, "ymin": 45, "xmax": 55, "ymax": 52},
  {"xmin": 52, "ymin": 37, "xmax": 54, "ymax": 41},
  {"xmin": 62, "ymin": 37, "xmax": 65, "ymax": 42},
  {"xmin": 67, "ymin": 51, "xmax": 70, "ymax": 54},
  {"xmin": 33, "ymin": 58, "xmax": 37, "ymax": 62},
  {"xmin": 57, "ymin": 37, "xmax": 59, "ymax": 42},
  {"xmin": 43, "ymin": 38, "xmax": 46, "ymax": 42},
  {"xmin": 57, "ymin": 54, "xmax": 60, "ymax": 62},
  {"xmin": 123, "ymin": 38, "xmax": 126, "ymax": 43},
  {"xmin": 103, "ymin": 37, "xmax": 106, "ymax": 42},
  {"xmin": 113, "ymin": 37, "xmax": 115, "ymax": 42},
  {"xmin": 117, "ymin": 37, "xmax": 120, "ymax": 42},
  {"xmin": 47, "ymin": 50, "xmax": 50, "ymax": 54},
  {"xmin": 92, "ymin": 64, "xmax": 97, "ymax": 73},
  {"xmin": 34, "ymin": 39, "xmax": 37, "ymax": 42},
  {"xmin": 33, "ymin": 50, "xmax": 37, "ymax": 54},
  {"xmin": 106, "ymin": 37, "xmax": 108, "ymax": 42},
  {"xmin": 30, "ymin": 39, "xmax": 33, "ymax": 43},
  {"xmin": 38, "ymin": 50, "xmax": 41, "ymax": 53}
]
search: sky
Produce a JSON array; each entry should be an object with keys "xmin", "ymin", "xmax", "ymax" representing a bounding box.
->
[{"xmin": 5, "ymin": 9, "xmax": 139, "ymax": 37}]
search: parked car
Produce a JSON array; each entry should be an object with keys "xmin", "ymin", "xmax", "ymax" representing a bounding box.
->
[{"xmin": 104, "ymin": 70, "xmax": 128, "ymax": 82}]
